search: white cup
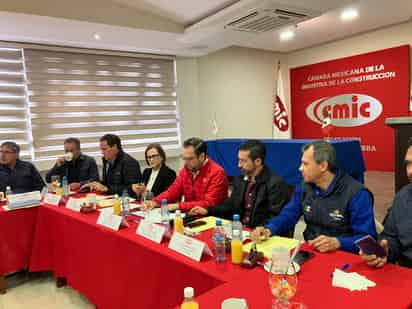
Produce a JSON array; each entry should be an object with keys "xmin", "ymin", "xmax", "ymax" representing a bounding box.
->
[
  {"xmin": 86, "ymin": 193, "xmax": 97, "ymax": 209},
  {"xmin": 64, "ymin": 152, "xmax": 74, "ymax": 162},
  {"xmin": 221, "ymin": 298, "xmax": 248, "ymax": 309}
]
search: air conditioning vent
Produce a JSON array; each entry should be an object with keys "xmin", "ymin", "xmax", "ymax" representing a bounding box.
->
[{"xmin": 225, "ymin": 8, "xmax": 311, "ymax": 33}]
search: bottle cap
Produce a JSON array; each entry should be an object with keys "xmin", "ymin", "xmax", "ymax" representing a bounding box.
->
[
  {"xmin": 184, "ymin": 287, "xmax": 194, "ymax": 298},
  {"xmin": 215, "ymin": 218, "xmax": 222, "ymax": 226},
  {"xmin": 233, "ymin": 214, "xmax": 240, "ymax": 221}
]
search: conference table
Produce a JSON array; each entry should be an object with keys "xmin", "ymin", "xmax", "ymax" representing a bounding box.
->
[
  {"xmin": 206, "ymin": 139, "xmax": 365, "ymax": 184},
  {"xmin": 13, "ymin": 199, "xmax": 411, "ymax": 309}
]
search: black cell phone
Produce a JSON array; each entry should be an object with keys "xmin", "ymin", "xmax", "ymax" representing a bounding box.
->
[
  {"xmin": 293, "ymin": 250, "xmax": 315, "ymax": 265},
  {"xmin": 355, "ymin": 235, "xmax": 387, "ymax": 258},
  {"xmin": 183, "ymin": 215, "xmax": 197, "ymax": 225},
  {"xmin": 186, "ymin": 220, "xmax": 207, "ymax": 229}
]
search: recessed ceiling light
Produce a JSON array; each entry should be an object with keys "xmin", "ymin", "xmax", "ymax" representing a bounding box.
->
[
  {"xmin": 94, "ymin": 34, "xmax": 101, "ymax": 40},
  {"xmin": 340, "ymin": 8, "xmax": 359, "ymax": 21},
  {"xmin": 280, "ymin": 30, "xmax": 295, "ymax": 41}
]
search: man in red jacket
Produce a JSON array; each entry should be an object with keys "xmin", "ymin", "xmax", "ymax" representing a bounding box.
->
[{"xmin": 153, "ymin": 137, "xmax": 228, "ymax": 211}]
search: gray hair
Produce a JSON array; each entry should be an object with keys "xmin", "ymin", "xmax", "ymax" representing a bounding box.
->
[
  {"xmin": 1, "ymin": 141, "xmax": 20, "ymax": 154},
  {"xmin": 302, "ymin": 140, "xmax": 337, "ymax": 172}
]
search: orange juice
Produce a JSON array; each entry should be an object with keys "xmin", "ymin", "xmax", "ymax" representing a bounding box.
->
[
  {"xmin": 55, "ymin": 187, "xmax": 63, "ymax": 196},
  {"xmin": 113, "ymin": 197, "xmax": 121, "ymax": 215},
  {"xmin": 174, "ymin": 213, "xmax": 184, "ymax": 234},
  {"xmin": 181, "ymin": 302, "xmax": 198, "ymax": 309},
  {"xmin": 231, "ymin": 239, "xmax": 243, "ymax": 264}
]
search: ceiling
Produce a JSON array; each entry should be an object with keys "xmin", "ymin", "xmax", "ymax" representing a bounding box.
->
[{"xmin": 0, "ymin": 0, "xmax": 411, "ymax": 57}]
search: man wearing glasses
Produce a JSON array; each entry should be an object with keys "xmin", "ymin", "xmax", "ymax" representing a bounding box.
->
[
  {"xmin": 0, "ymin": 141, "xmax": 45, "ymax": 194},
  {"xmin": 153, "ymin": 137, "xmax": 228, "ymax": 211}
]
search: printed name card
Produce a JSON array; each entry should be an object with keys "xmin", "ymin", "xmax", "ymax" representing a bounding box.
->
[
  {"xmin": 66, "ymin": 198, "xmax": 83, "ymax": 212},
  {"xmin": 136, "ymin": 220, "xmax": 166, "ymax": 243},
  {"xmin": 96, "ymin": 211, "xmax": 123, "ymax": 231},
  {"xmin": 43, "ymin": 193, "xmax": 61, "ymax": 206},
  {"xmin": 168, "ymin": 232, "xmax": 213, "ymax": 262}
]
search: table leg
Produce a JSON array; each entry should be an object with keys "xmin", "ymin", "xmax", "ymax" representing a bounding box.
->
[
  {"xmin": 0, "ymin": 275, "xmax": 6, "ymax": 294},
  {"xmin": 56, "ymin": 277, "xmax": 67, "ymax": 288}
]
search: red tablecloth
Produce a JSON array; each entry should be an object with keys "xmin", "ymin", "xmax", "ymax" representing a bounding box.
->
[
  {"xmin": 185, "ymin": 245, "xmax": 412, "ymax": 309},
  {"xmin": 28, "ymin": 204, "xmax": 412, "ymax": 309},
  {"xmin": 29, "ymin": 205, "xmax": 251, "ymax": 308},
  {"xmin": 0, "ymin": 206, "xmax": 38, "ymax": 275}
]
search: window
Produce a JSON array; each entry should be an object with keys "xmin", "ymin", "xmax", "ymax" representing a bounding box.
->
[
  {"xmin": 0, "ymin": 47, "xmax": 33, "ymax": 160},
  {"xmin": 0, "ymin": 44, "xmax": 181, "ymax": 161}
]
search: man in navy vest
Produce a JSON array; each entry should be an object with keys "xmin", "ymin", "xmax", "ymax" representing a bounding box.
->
[
  {"xmin": 360, "ymin": 140, "xmax": 412, "ymax": 268},
  {"xmin": 251, "ymin": 140, "xmax": 377, "ymax": 253}
]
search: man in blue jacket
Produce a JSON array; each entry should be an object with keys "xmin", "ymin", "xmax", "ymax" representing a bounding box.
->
[{"xmin": 252, "ymin": 140, "xmax": 377, "ymax": 253}]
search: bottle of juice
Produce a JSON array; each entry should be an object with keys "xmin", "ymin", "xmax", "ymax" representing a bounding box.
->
[
  {"xmin": 181, "ymin": 287, "xmax": 199, "ymax": 309},
  {"xmin": 174, "ymin": 209, "xmax": 184, "ymax": 234},
  {"xmin": 231, "ymin": 214, "xmax": 243, "ymax": 264},
  {"xmin": 113, "ymin": 195, "xmax": 121, "ymax": 215}
]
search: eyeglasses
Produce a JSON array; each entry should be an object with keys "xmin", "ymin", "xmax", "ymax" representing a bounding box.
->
[
  {"xmin": 0, "ymin": 150, "xmax": 16, "ymax": 154},
  {"xmin": 147, "ymin": 154, "xmax": 160, "ymax": 160}
]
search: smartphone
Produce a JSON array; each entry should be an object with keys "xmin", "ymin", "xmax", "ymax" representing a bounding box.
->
[
  {"xmin": 185, "ymin": 220, "xmax": 207, "ymax": 229},
  {"xmin": 293, "ymin": 250, "xmax": 315, "ymax": 265},
  {"xmin": 355, "ymin": 235, "xmax": 386, "ymax": 257}
]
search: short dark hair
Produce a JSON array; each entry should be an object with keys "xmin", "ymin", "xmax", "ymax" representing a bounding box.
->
[
  {"xmin": 183, "ymin": 137, "xmax": 206, "ymax": 157},
  {"xmin": 145, "ymin": 143, "xmax": 166, "ymax": 165},
  {"xmin": 302, "ymin": 140, "xmax": 337, "ymax": 172},
  {"xmin": 100, "ymin": 134, "xmax": 122, "ymax": 150},
  {"xmin": 1, "ymin": 141, "xmax": 20, "ymax": 154},
  {"xmin": 239, "ymin": 139, "xmax": 266, "ymax": 163},
  {"xmin": 408, "ymin": 137, "xmax": 412, "ymax": 150},
  {"xmin": 64, "ymin": 137, "xmax": 81, "ymax": 150}
]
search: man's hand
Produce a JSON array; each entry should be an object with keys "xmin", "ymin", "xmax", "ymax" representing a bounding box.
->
[
  {"xmin": 56, "ymin": 157, "xmax": 65, "ymax": 167},
  {"xmin": 308, "ymin": 235, "xmax": 340, "ymax": 252},
  {"xmin": 80, "ymin": 182, "xmax": 108, "ymax": 193},
  {"xmin": 167, "ymin": 203, "xmax": 179, "ymax": 211},
  {"xmin": 69, "ymin": 183, "xmax": 81, "ymax": 191},
  {"xmin": 188, "ymin": 207, "xmax": 208, "ymax": 216},
  {"xmin": 132, "ymin": 183, "xmax": 146, "ymax": 195},
  {"xmin": 360, "ymin": 239, "xmax": 388, "ymax": 268},
  {"xmin": 251, "ymin": 226, "xmax": 272, "ymax": 243}
]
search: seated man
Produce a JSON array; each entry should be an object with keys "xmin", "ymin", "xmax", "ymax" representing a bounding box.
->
[
  {"xmin": 189, "ymin": 140, "xmax": 290, "ymax": 229},
  {"xmin": 0, "ymin": 141, "xmax": 45, "ymax": 193},
  {"xmin": 45, "ymin": 137, "xmax": 99, "ymax": 191},
  {"xmin": 153, "ymin": 137, "xmax": 228, "ymax": 211},
  {"xmin": 360, "ymin": 140, "xmax": 412, "ymax": 268},
  {"xmin": 252, "ymin": 140, "xmax": 377, "ymax": 253},
  {"xmin": 81, "ymin": 134, "xmax": 142, "ymax": 195}
]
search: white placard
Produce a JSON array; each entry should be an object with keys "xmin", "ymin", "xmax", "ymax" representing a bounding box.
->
[
  {"xmin": 43, "ymin": 193, "xmax": 61, "ymax": 206},
  {"xmin": 136, "ymin": 220, "xmax": 166, "ymax": 243},
  {"xmin": 8, "ymin": 191, "xmax": 41, "ymax": 204},
  {"xmin": 66, "ymin": 198, "xmax": 83, "ymax": 212},
  {"xmin": 96, "ymin": 211, "xmax": 122, "ymax": 231},
  {"xmin": 168, "ymin": 232, "xmax": 213, "ymax": 262}
]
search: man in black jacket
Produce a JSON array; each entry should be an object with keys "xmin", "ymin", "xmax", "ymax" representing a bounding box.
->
[
  {"xmin": 189, "ymin": 140, "xmax": 290, "ymax": 229},
  {"xmin": 81, "ymin": 134, "xmax": 142, "ymax": 195}
]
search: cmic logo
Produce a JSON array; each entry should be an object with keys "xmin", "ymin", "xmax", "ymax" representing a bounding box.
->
[{"xmin": 306, "ymin": 94, "xmax": 382, "ymax": 127}]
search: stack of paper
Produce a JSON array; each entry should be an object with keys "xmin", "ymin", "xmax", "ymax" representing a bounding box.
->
[{"xmin": 332, "ymin": 269, "xmax": 376, "ymax": 291}]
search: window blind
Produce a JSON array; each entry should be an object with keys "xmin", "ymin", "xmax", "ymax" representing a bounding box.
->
[
  {"xmin": 0, "ymin": 47, "xmax": 33, "ymax": 160},
  {"xmin": 24, "ymin": 49, "xmax": 180, "ymax": 161}
]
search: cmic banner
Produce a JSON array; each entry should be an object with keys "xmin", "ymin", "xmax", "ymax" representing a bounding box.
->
[{"xmin": 291, "ymin": 45, "xmax": 410, "ymax": 171}]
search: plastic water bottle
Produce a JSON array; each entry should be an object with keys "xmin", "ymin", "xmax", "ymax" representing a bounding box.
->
[
  {"xmin": 122, "ymin": 189, "xmax": 130, "ymax": 217},
  {"xmin": 62, "ymin": 176, "xmax": 69, "ymax": 197},
  {"xmin": 160, "ymin": 198, "xmax": 170, "ymax": 236},
  {"xmin": 5, "ymin": 186, "xmax": 12, "ymax": 200},
  {"xmin": 231, "ymin": 214, "xmax": 243, "ymax": 264},
  {"xmin": 213, "ymin": 218, "xmax": 226, "ymax": 263}
]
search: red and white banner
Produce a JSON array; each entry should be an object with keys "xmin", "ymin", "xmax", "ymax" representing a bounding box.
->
[
  {"xmin": 273, "ymin": 62, "xmax": 290, "ymax": 138},
  {"xmin": 291, "ymin": 45, "xmax": 410, "ymax": 171}
]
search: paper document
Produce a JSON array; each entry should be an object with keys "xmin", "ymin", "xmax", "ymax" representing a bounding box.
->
[{"xmin": 243, "ymin": 236, "xmax": 298, "ymax": 259}]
